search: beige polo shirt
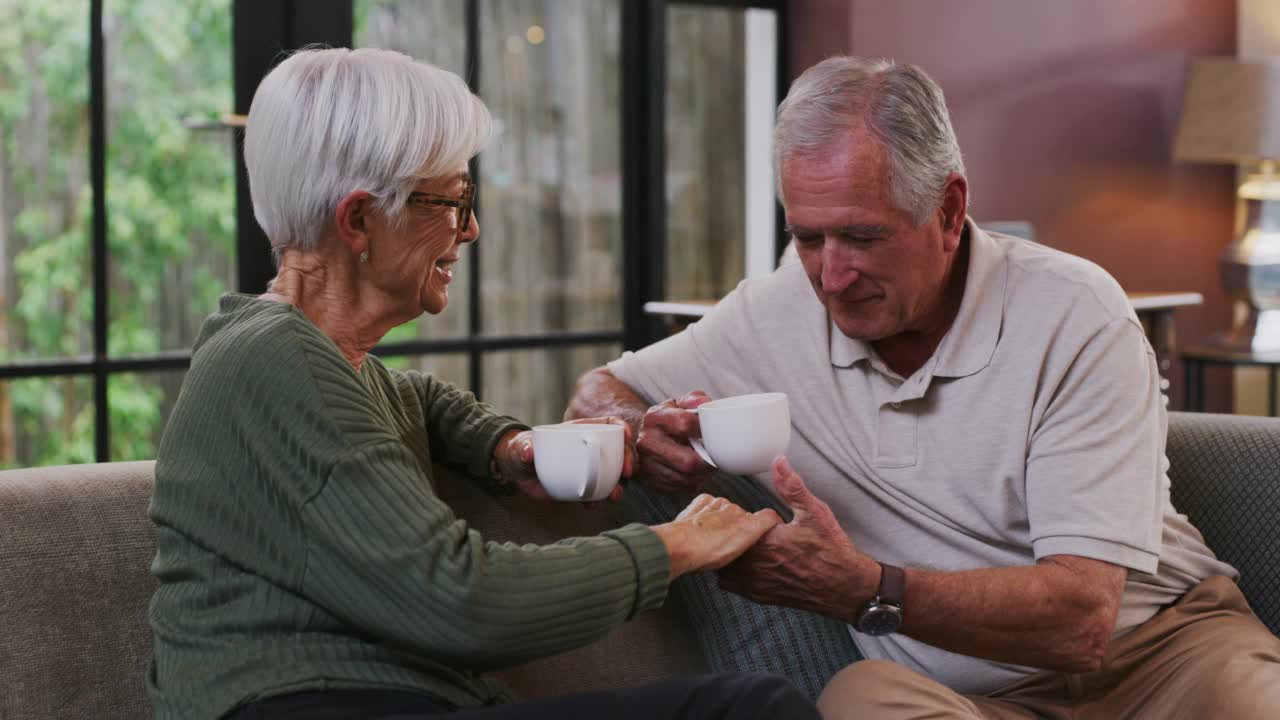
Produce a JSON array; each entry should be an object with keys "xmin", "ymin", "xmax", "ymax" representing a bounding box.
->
[{"xmin": 609, "ymin": 220, "xmax": 1235, "ymax": 694}]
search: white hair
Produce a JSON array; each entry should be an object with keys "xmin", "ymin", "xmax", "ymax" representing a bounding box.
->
[
  {"xmin": 774, "ymin": 56, "xmax": 966, "ymax": 225},
  {"xmin": 245, "ymin": 47, "xmax": 491, "ymax": 253}
]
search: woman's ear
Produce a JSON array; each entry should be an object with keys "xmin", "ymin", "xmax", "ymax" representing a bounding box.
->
[{"xmin": 334, "ymin": 190, "xmax": 373, "ymax": 258}]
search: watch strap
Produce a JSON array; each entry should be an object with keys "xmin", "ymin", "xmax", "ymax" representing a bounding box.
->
[{"xmin": 877, "ymin": 563, "xmax": 905, "ymax": 607}]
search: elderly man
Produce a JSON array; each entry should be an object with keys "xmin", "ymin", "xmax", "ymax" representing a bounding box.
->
[{"xmin": 567, "ymin": 56, "xmax": 1280, "ymax": 718}]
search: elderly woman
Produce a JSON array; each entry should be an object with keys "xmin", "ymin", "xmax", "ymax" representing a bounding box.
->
[{"xmin": 146, "ymin": 48, "xmax": 816, "ymax": 720}]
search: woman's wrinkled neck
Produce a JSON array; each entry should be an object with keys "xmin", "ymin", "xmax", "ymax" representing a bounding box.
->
[{"xmin": 264, "ymin": 246, "xmax": 396, "ymax": 371}]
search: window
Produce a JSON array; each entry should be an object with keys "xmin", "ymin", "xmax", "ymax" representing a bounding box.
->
[
  {"xmin": 353, "ymin": 0, "xmax": 785, "ymax": 424},
  {"xmin": 355, "ymin": 0, "xmax": 628, "ymax": 426},
  {"xmin": 0, "ymin": 0, "xmax": 233, "ymax": 467},
  {"xmin": 1, "ymin": 0, "xmax": 786, "ymax": 465},
  {"xmin": 665, "ymin": 2, "xmax": 780, "ymax": 301}
]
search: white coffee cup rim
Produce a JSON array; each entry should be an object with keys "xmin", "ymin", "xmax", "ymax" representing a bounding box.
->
[
  {"xmin": 697, "ymin": 392, "xmax": 787, "ymax": 412},
  {"xmin": 533, "ymin": 423, "xmax": 624, "ymax": 433}
]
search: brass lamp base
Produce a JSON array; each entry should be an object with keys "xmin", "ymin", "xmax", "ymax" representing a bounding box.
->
[
  {"xmin": 1219, "ymin": 169, "xmax": 1280, "ymax": 353},
  {"xmin": 1211, "ymin": 306, "xmax": 1280, "ymax": 353}
]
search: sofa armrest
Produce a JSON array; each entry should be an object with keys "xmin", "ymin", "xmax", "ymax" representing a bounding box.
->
[
  {"xmin": 1167, "ymin": 412, "xmax": 1280, "ymax": 635},
  {"xmin": 0, "ymin": 461, "xmax": 158, "ymax": 720}
]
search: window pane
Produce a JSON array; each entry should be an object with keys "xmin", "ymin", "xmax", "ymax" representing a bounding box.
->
[
  {"xmin": 109, "ymin": 369, "xmax": 186, "ymax": 461},
  {"xmin": 665, "ymin": 6, "xmax": 777, "ymax": 300},
  {"xmin": 377, "ymin": 351, "xmax": 470, "ymax": 393},
  {"xmin": 481, "ymin": 344, "xmax": 620, "ymax": 427},
  {"xmin": 105, "ymin": 0, "xmax": 236, "ymax": 356},
  {"xmin": 0, "ymin": 4, "xmax": 92, "ymax": 362},
  {"xmin": 355, "ymin": 0, "xmax": 471, "ymax": 340},
  {"xmin": 0, "ymin": 376, "xmax": 94, "ymax": 469},
  {"xmin": 355, "ymin": 0, "xmax": 469, "ymax": 77},
  {"xmin": 479, "ymin": 0, "xmax": 624, "ymax": 335}
]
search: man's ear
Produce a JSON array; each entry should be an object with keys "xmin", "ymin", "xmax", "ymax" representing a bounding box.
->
[
  {"xmin": 938, "ymin": 173, "xmax": 968, "ymax": 252},
  {"xmin": 334, "ymin": 190, "xmax": 373, "ymax": 258}
]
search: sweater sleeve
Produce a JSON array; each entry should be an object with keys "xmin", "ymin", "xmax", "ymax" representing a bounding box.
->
[
  {"xmin": 401, "ymin": 369, "xmax": 529, "ymax": 481},
  {"xmin": 299, "ymin": 440, "xmax": 670, "ymax": 671}
]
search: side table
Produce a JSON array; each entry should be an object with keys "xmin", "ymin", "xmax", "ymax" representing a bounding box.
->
[
  {"xmin": 1128, "ymin": 292, "xmax": 1202, "ymax": 381},
  {"xmin": 1182, "ymin": 345, "xmax": 1280, "ymax": 416},
  {"xmin": 646, "ymin": 293, "xmax": 1202, "ymax": 384}
]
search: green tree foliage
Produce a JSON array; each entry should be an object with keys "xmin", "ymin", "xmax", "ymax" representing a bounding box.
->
[{"xmin": 0, "ymin": 0, "xmax": 233, "ymax": 467}]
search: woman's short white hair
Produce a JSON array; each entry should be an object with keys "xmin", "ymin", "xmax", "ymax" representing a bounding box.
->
[
  {"xmin": 245, "ymin": 47, "xmax": 490, "ymax": 254},
  {"xmin": 774, "ymin": 56, "xmax": 965, "ymax": 226}
]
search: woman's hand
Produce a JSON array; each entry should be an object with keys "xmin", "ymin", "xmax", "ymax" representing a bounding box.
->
[
  {"xmin": 651, "ymin": 495, "xmax": 783, "ymax": 582},
  {"xmin": 491, "ymin": 429, "xmax": 547, "ymax": 500},
  {"xmin": 491, "ymin": 417, "xmax": 636, "ymax": 502}
]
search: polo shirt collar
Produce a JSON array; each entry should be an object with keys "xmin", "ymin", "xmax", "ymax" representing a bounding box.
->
[
  {"xmin": 933, "ymin": 219, "xmax": 1006, "ymax": 378},
  {"xmin": 828, "ymin": 218, "xmax": 1006, "ymax": 379},
  {"xmin": 829, "ymin": 321, "xmax": 870, "ymax": 368}
]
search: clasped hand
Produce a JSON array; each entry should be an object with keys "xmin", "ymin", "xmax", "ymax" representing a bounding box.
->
[
  {"xmin": 717, "ymin": 457, "xmax": 879, "ymax": 620},
  {"xmin": 633, "ymin": 390, "xmax": 718, "ymax": 493}
]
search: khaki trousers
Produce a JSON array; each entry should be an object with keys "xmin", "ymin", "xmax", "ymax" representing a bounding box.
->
[{"xmin": 818, "ymin": 576, "xmax": 1280, "ymax": 719}]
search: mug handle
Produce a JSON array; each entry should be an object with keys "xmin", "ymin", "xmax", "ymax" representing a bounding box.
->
[
  {"xmin": 579, "ymin": 435, "xmax": 601, "ymax": 501},
  {"xmin": 689, "ymin": 438, "xmax": 718, "ymax": 469}
]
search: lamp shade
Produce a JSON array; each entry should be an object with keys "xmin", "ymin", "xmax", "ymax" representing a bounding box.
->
[{"xmin": 1174, "ymin": 57, "xmax": 1280, "ymax": 164}]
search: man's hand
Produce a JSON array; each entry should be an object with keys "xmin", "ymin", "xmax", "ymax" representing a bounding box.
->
[
  {"xmin": 492, "ymin": 418, "xmax": 634, "ymax": 503},
  {"xmin": 718, "ymin": 457, "xmax": 879, "ymax": 621},
  {"xmin": 563, "ymin": 367, "xmax": 715, "ymax": 495},
  {"xmin": 635, "ymin": 391, "xmax": 718, "ymax": 494}
]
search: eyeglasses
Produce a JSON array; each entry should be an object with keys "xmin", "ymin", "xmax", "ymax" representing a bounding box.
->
[{"xmin": 407, "ymin": 176, "xmax": 476, "ymax": 233}]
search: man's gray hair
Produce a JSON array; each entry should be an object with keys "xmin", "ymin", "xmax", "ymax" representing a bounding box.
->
[
  {"xmin": 245, "ymin": 47, "xmax": 490, "ymax": 254},
  {"xmin": 774, "ymin": 56, "xmax": 965, "ymax": 226}
]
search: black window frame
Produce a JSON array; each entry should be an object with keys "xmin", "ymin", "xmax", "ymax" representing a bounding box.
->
[{"xmin": 0, "ymin": 0, "xmax": 787, "ymax": 463}]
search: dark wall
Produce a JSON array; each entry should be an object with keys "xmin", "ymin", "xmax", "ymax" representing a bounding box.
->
[{"xmin": 789, "ymin": 0, "xmax": 1238, "ymax": 411}]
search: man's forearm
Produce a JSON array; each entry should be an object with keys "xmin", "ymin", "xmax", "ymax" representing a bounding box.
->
[
  {"xmin": 895, "ymin": 557, "xmax": 1125, "ymax": 673},
  {"xmin": 727, "ymin": 497, "xmax": 1126, "ymax": 673},
  {"xmin": 564, "ymin": 367, "xmax": 648, "ymax": 433}
]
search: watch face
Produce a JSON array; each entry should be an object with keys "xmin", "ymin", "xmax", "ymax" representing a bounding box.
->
[{"xmin": 857, "ymin": 604, "xmax": 902, "ymax": 636}]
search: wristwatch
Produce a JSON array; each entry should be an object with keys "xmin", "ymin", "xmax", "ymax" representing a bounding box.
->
[{"xmin": 854, "ymin": 563, "xmax": 905, "ymax": 636}]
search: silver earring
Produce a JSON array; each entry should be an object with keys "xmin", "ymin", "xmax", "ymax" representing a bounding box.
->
[{"xmin": 359, "ymin": 250, "xmax": 369, "ymax": 263}]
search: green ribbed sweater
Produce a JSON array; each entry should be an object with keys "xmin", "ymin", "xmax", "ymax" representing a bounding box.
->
[{"xmin": 147, "ymin": 294, "xmax": 670, "ymax": 720}]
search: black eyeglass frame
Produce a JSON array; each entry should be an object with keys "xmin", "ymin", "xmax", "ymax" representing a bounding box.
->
[{"xmin": 407, "ymin": 176, "xmax": 476, "ymax": 233}]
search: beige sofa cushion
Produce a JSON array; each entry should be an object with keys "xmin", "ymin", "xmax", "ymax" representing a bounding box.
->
[
  {"xmin": 0, "ymin": 461, "xmax": 703, "ymax": 719},
  {"xmin": 0, "ymin": 461, "xmax": 158, "ymax": 720}
]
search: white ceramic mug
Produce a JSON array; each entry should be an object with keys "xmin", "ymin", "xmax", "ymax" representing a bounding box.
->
[
  {"xmin": 690, "ymin": 392, "xmax": 791, "ymax": 476},
  {"xmin": 532, "ymin": 423, "xmax": 625, "ymax": 502}
]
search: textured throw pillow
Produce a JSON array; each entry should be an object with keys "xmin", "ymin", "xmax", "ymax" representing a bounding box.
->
[{"xmin": 621, "ymin": 473, "xmax": 863, "ymax": 700}]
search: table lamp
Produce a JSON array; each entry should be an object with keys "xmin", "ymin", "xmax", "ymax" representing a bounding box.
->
[{"xmin": 1174, "ymin": 57, "xmax": 1280, "ymax": 352}]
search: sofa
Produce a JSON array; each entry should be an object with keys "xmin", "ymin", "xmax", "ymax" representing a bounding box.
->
[{"xmin": 2, "ymin": 411, "xmax": 1277, "ymax": 719}]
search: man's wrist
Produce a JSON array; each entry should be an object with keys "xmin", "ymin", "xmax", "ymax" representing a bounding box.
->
[
  {"xmin": 854, "ymin": 561, "xmax": 906, "ymax": 635},
  {"xmin": 841, "ymin": 554, "xmax": 888, "ymax": 624}
]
